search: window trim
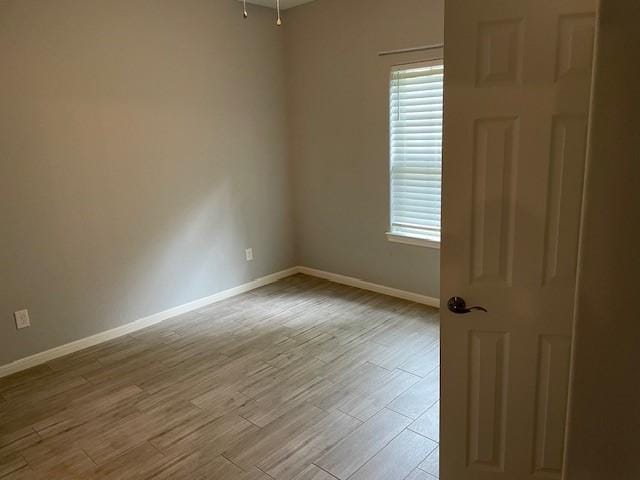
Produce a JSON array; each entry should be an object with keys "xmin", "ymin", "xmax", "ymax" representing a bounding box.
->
[
  {"xmin": 387, "ymin": 58, "xmax": 444, "ymax": 248},
  {"xmin": 386, "ymin": 231, "xmax": 441, "ymax": 249}
]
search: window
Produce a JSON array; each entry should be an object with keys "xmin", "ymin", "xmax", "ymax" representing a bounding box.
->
[{"xmin": 388, "ymin": 60, "xmax": 444, "ymax": 248}]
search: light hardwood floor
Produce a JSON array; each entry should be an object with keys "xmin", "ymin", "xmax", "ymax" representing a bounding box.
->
[{"xmin": 0, "ymin": 274, "xmax": 440, "ymax": 480}]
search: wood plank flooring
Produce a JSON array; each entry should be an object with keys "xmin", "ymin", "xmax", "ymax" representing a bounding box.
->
[{"xmin": 0, "ymin": 274, "xmax": 440, "ymax": 480}]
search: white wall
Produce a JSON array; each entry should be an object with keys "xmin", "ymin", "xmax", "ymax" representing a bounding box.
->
[
  {"xmin": 566, "ymin": 1, "xmax": 640, "ymax": 478},
  {"xmin": 0, "ymin": 0, "xmax": 447, "ymax": 369},
  {"xmin": 0, "ymin": 0, "xmax": 295, "ymax": 366},
  {"xmin": 285, "ymin": 0, "xmax": 444, "ymax": 299}
]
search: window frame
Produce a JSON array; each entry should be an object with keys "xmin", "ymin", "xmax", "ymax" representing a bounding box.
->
[{"xmin": 386, "ymin": 58, "xmax": 444, "ymax": 250}]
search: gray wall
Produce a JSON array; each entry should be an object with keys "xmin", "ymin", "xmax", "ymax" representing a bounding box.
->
[
  {"xmin": 285, "ymin": 0, "xmax": 444, "ymax": 299},
  {"xmin": 566, "ymin": 1, "xmax": 640, "ymax": 478},
  {"xmin": 0, "ymin": 0, "xmax": 294, "ymax": 366}
]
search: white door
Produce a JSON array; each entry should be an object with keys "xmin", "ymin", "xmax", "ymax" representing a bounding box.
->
[{"xmin": 440, "ymin": 1, "xmax": 597, "ymax": 479}]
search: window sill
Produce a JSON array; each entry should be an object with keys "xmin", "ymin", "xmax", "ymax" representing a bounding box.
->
[{"xmin": 386, "ymin": 232, "xmax": 441, "ymax": 250}]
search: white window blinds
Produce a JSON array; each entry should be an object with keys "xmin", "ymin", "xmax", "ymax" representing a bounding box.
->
[{"xmin": 389, "ymin": 61, "xmax": 444, "ymax": 242}]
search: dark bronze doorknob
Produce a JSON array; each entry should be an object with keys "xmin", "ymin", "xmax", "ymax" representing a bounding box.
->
[{"xmin": 447, "ymin": 297, "xmax": 487, "ymax": 314}]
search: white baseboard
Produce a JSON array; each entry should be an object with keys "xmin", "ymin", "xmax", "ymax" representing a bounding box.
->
[
  {"xmin": 0, "ymin": 267, "xmax": 299, "ymax": 379},
  {"xmin": 296, "ymin": 266, "xmax": 440, "ymax": 309},
  {"xmin": 0, "ymin": 265, "xmax": 439, "ymax": 379}
]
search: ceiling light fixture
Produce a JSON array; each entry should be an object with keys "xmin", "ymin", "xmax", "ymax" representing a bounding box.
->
[{"xmin": 242, "ymin": 0, "xmax": 283, "ymax": 26}]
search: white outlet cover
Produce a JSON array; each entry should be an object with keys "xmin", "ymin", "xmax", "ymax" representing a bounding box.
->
[
  {"xmin": 14, "ymin": 309, "xmax": 31, "ymax": 329},
  {"xmin": 245, "ymin": 248, "xmax": 254, "ymax": 261}
]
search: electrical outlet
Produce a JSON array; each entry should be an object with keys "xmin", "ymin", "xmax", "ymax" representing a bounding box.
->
[
  {"xmin": 14, "ymin": 309, "xmax": 31, "ymax": 330},
  {"xmin": 245, "ymin": 248, "xmax": 254, "ymax": 261}
]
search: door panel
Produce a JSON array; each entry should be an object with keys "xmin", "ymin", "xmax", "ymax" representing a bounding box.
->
[
  {"xmin": 441, "ymin": 1, "xmax": 596, "ymax": 479},
  {"xmin": 542, "ymin": 114, "xmax": 588, "ymax": 287},
  {"xmin": 467, "ymin": 331, "xmax": 510, "ymax": 471},
  {"xmin": 532, "ymin": 335, "xmax": 572, "ymax": 477},
  {"xmin": 471, "ymin": 117, "xmax": 518, "ymax": 287}
]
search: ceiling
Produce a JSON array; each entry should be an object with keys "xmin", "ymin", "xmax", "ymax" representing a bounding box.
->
[{"xmin": 242, "ymin": 0, "xmax": 316, "ymax": 10}]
